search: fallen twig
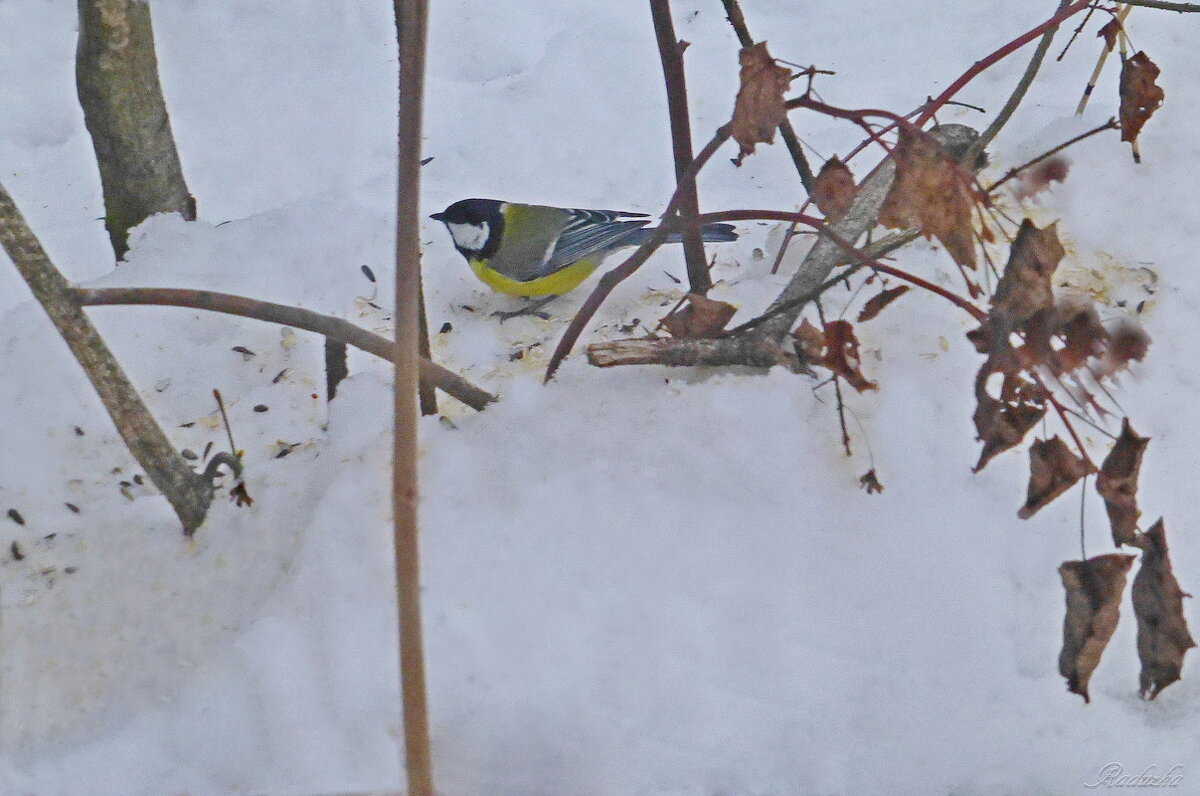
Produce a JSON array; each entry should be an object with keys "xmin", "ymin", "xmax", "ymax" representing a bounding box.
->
[{"xmin": 73, "ymin": 286, "xmax": 497, "ymax": 411}]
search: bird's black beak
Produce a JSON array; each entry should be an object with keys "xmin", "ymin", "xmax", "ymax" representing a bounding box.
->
[{"xmin": 429, "ymin": 212, "xmax": 445, "ymax": 221}]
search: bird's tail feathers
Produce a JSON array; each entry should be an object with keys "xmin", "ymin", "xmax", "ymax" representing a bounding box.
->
[{"xmin": 629, "ymin": 222, "xmax": 738, "ymax": 246}]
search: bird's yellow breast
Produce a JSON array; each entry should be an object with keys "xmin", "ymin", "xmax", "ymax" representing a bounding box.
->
[{"xmin": 469, "ymin": 254, "xmax": 601, "ymax": 297}]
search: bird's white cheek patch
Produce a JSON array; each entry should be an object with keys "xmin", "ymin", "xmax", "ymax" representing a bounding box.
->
[{"xmin": 447, "ymin": 222, "xmax": 489, "ymax": 252}]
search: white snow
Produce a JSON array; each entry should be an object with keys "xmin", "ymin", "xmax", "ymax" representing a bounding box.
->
[{"xmin": 2, "ymin": 1, "xmax": 1199, "ymax": 794}]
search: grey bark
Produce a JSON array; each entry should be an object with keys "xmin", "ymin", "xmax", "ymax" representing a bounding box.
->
[
  {"xmin": 0, "ymin": 181, "xmax": 214, "ymax": 533},
  {"xmin": 755, "ymin": 123, "xmax": 980, "ymax": 341},
  {"xmin": 76, "ymin": 0, "xmax": 195, "ymax": 259}
]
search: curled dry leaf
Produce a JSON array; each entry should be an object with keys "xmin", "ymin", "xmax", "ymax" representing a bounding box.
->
[
  {"xmin": 230, "ymin": 481, "xmax": 254, "ymax": 508},
  {"xmin": 1018, "ymin": 436, "xmax": 1095, "ymax": 519},
  {"xmin": 811, "ymin": 156, "xmax": 857, "ymax": 221},
  {"xmin": 1118, "ymin": 51, "xmax": 1164, "ymax": 161},
  {"xmin": 1012, "ymin": 155, "xmax": 1070, "ymax": 201},
  {"xmin": 1048, "ymin": 303, "xmax": 1107, "ymax": 375},
  {"xmin": 1015, "ymin": 302, "xmax": 1106, "ymax": 379},
  {"xmin": 791, "ymin": 317, "xmax": 825, "ymax": 362},
  {"xmin": 660, "ymin": 293, "xmax": 737, "ymax": 339},
  {"xmin": 1131, "ymin": 519, "xmax": 1196, "ymax": 699},
  {"xmin": 1059, "ymin": 553, "xmax": 1137, "ymax": 703},
  {"xmin": 1098, "ymin": 17, "xmax": 1123, "ymax": 51},
  {"xmin": 972, "ymin": 370, "xmax": 1046, "ymax": 472},
  {"xmin": 818, "ymin": 320, "xmax": 876, "ymax": 392},
  {"xmin": 1096, "ymin": 418, "xmax": 1150, "ymax": 546},
  {"xmin": 878, "ymin": 127, "xmax": 981, "ymax": 269},
  {"xmin": 1098, "ymin": 320, "xmax": 1151, "ymax": 377},
  {"xmin": 731, "ymin": 42, "xmax": 792, "ymax": 163},
  {"xmin": 857, "ymin": 285, "xmax": 910, "ymax": 323},
  {"xmin": 859, "ymin": 469, "xmax": 884, "ymax": 494},
  {"xmin": 990, "ymin": 219, "xmax": 1065, "ymax": 328}
]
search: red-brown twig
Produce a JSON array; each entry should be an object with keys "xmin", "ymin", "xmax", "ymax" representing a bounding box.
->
[
  {"xmin": 975, "ymin": 0, "xmax": 1073, "ymax": 154},
  {"xmin": 693, "ymin": 210, "xmax": 988, "ymax": 321},
  {"xmin": 915, "ymin": 0, "xmax": 1092, "ymax": 125},
  {"xmin": 786, "ymin": 96, "xmax": 911, "ymax": 153}
]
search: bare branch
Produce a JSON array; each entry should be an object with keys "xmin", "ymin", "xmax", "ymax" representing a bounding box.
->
[
  {"xmin": 650, "ymin": 0, "xmax": 710, "ymax": 293},
  {"xmin": 74, "ymin": 287, "xmax": 496, "ymax": 411},
  {"xmin": 0, "ymin": 181, "xmax": 212, "ymax": 534},
  {"xmin": 393, "ymin": 0, "xmax": 435, "ymax": 792},
  {"xmin": 1119, "ymin": 0, "xmax": 1200, "ymax": 10},
  {"xmin": 915, "ymin": 0, "xmax": 1091, "ymax": 126},
  {"xmin": 973, "ymin": 0, "xmax": 1073, "ymax": 156},
  {"xmin": 986, "ymin": 118, "xmax": 1118, "ymax": 192},
  {"xmin": 588, "ymin": 333, "xmax": 800, "ymax": 369},
  {"xmin": 754, "ymin": 124, "xmax": 983, "ymax": 341}
]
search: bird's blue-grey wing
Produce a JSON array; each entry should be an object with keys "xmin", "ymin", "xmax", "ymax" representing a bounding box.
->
[{"xmin": 545, "ymin": 209, "xmax": 650, "ymax": 271}]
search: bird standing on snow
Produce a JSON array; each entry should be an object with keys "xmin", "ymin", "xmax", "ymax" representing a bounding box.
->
[{"xmin": 431, "ymin": 198, "xmax": 737, "ymax": 318}]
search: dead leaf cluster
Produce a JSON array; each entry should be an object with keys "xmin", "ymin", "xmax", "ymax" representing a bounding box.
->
[
  {"xmin": 792, "ymin": 318, "xmax": 876, "ymax": 392},
  {"xmin": 1059, "ymin": 520, "xmax": 1195, "ymax": 703},
  {"xmin": 967, "ymin": 221, "xmax": 1149, "ymax": 495}
]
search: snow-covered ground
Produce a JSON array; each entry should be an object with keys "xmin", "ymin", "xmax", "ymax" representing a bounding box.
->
[{"xmin": 2, "ymin": 1, "xmax": 1199, "ymax": 794}]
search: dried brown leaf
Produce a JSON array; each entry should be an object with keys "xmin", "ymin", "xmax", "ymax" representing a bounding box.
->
[
  {"xmin": 1059, "ymin": 553, "xmax": 1137, "ymax": 703},
  {"xmin": 1018, "ymin": 436, "xmax": 1095, "ymax": 519},
  {"xmin": 1098, "ymin": 18, "xmax": 1123, "ymax": 51},
  {"xmin": 1119, "ymin": 51, "xmax": 1164, "ymax": 157},
  {"xmin": 1096, "ymin": 418, "xmax": 1150, "ymax": 546},
  {"xmin": 661, "ymin": 293, "xmax": 737, "ymax": 339},
  {"xmin": 859, "ymin": 469, "xmax": 884, "ymax": 494},
  {"xmin": 819, "ymin": 320, "xmax": 876, "ymax": 392},
  {"xmin": 1097, "ymin": 320, "xmax": 1151, "ymax": 377},
  {"xmin": 791, "ymin": 318, "xmax": 825, "ymax": 362},
  {"xmin": 1131, "ymin": 519, "xmax": 1196, "ymax": 699},
  {"xmin": 1053, "ymin": 303, "xmax": 1107, "ymax": 374},
  {"xmin": 972, "ymin": 369, "xmax": 1046, "ymax": 472},
  {"xmin": 878, "ymin": 127, "xmax": 980, "ymax": 268},
  {"xmin": 857, "ymin": 285, "xmax": 910, "ymax": 323},
  {"xmin": 1012, "ymin": 155, "xmax": 1070, "ymax": 201},
  {"xmin": 812, "ymin": 156, "xmax": 857, "ymax": 221},
  {"xmin": 991, "ymin": 219, "xmax": 1065, "ymax": 328},
  {"xmin": 230, "ymin": 481, "xmax": 254, "ymax": 508},
  {"xmin": 731, "ymin": 42, "xmax": 792, "ymax": 161}
]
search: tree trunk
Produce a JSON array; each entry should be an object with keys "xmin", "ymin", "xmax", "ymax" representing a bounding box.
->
[{"xmin": 76, "ymin": 0, "xmax": 195, "ymax": 259}]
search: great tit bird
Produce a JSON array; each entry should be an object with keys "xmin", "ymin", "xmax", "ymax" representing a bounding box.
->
[{"xmin": 431, "ymin": 198, "xmax": 738, "ymax": 317}]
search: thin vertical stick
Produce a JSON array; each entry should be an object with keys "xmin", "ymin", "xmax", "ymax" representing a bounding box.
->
[
  {"xmin": 1076, "ymin": 4, "xmax": 1132, "ymax": 115},
  {"xmin": 417, "ymin": 281, "xmax": 437, "ymax": 415},
  {"xmin": 1080, "ymin": 474, "xmax": 1089, "ymax": 560},
  {"xmin": 650, "ymin": 0, "xmax": 710, "ymax": 294},
  {"xmin": 393, "ymin": 0, "xmax": 433, "ymax": 794}
]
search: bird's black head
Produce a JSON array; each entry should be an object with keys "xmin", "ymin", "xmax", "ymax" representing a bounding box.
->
[{"xmin": 430, "ymin": 198, "xmax": 504, "ymax": 259}]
